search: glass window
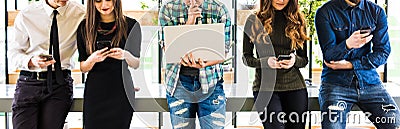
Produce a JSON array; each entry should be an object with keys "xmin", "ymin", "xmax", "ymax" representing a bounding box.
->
[
  {"xmin": 235, "ymin": 0, "xmax": 261, "ymax": 96},
  {"xmin": 122, "ymin": 0, "xmax": 158, "ymax": 11},
  {"xmin": 121, "ymin": 0, "xmax": 160, "ymax": 86},
  {"xmin": 7, "ymin": 0, "xmax": 14, "ymax": 11},
  {"xmin": 387, "ymin": 0, "xmax": 400, "ymax": 84},
  {"xmin": 1, "ymin": 0, "xmax": 6, "ymax": 84}
]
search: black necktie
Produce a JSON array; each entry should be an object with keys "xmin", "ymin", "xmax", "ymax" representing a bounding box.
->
[{"xmin": 47, "ymin": 10, "xmax": 64, "ymax": 92}]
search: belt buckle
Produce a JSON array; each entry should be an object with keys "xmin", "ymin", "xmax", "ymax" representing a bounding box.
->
[{"xmin": 37, "ymin": 72, "xmax": 46, "ymax": 81}]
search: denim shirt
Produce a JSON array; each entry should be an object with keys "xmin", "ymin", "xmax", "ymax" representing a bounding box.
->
[{"xmin": 315, "ymin": 0, "xmax": 390, "ymax": 88}]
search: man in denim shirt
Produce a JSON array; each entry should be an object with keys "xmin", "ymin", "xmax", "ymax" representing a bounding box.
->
[{"xmin": 315, "ymin": 0, "xmax": 400, "ymax": 128}]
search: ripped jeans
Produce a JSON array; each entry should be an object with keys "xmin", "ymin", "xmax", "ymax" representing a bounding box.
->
[
  {"xmin": 319, "ymin": 79, "xmax": 400, "ymax": 129},
  {"xmin": 166, "ymin": 75, "xmax": 226, "ymax": 129}
]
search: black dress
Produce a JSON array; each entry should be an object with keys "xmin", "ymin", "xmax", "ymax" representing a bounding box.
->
[{"xmin": 77, "ymin": 17, "xmax": 141, "ymax": 129}]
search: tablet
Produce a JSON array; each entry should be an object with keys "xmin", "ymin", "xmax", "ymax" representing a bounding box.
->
[{"xmin": 163, "ymin": 23, "xmax": 226, "ymax": 63}]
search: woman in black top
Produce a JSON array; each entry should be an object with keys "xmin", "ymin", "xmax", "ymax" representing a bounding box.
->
[
  {"xmin": 242, "ymin": 0, "xmax": 309, "ymax": 128},
  {"xmin": 76, "ymin": 0, "xmax": 141, "ymax": 128}
]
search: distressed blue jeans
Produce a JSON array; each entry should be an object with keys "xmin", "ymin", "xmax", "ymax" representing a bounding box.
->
[
  {"xmin": 319, "ymin": 79, "xmax": 400, "ymax": 129},
  {"xmin": 166, "ymin": 75, "xmax": 226, "ymax": 129}
]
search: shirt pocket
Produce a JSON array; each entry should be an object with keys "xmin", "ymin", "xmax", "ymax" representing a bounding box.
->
[
  {"xmin": 203, "ymin": 13, "xmax": 219, "ymax": 24},
  {"xmin": 330, "ymin": 23, "xmax": 349, "ymax": 40},
  {"xmin": 172, "ymin": 15, "xmax": 186, "ymax": 25}
]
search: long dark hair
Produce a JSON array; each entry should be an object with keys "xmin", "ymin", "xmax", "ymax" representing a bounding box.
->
[
  {"xmin": 84, "ymin": 0, "xmax": 127, "ymax": 54},
  {"xmin": 256, "ymin": 0, "xmax": 309, "ymax": 50}
]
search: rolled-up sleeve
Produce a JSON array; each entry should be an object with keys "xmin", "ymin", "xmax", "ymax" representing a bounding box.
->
[
  {"xmin": 350, "ymin": 8, "xmax": 390, "ymax": 70},
  {"xmin": 315, "ymin": 8, "xmax": 352, "ymax": 62},
  {"xmin": 158, "ymin": 4, "xmax": 174, "ymax": 49},
  {"xmin": 219, "ymin": 5, "xmax": 231, "ymax": 54}
]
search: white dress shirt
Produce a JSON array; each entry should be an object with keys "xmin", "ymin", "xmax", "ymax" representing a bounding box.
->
[{"xmin": 8, "ymin": 0, "xmax": 85, "ymax": 72}]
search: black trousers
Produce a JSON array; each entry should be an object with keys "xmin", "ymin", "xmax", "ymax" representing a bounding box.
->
[
  {"xmin": 253, "ymin": 89, "xmax": 308, "ymax": 129},
  {"xmin": 12, "ymin": 71, "xmax": 73, "ymax": 129}
]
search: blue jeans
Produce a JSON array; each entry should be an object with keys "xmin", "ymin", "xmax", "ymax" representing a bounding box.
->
[
  {"xmin": 319, "ymin": 79, "xmax": 400, "ymax": 129},
  {"xmin": 166, "ymin": 75, "xmax": 226, "ymax": 129}
]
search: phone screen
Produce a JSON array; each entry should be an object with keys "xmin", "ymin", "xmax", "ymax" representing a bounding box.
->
[
  {"xmin": 96, "ymin": 41, "xmax": 112, "ymax": 50},
  {"xmin": 277, "ymin": 55, "xmax": 291, "ymax": 61},
  {"xmin": 360, "ymin": 27, "xmax": 372, "ymax": 37},
  {"xmin": 39, "ymin": 54, "xmax": 53, "ymax": 61}
]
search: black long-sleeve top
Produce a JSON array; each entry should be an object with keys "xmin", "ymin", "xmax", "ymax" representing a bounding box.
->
[{"xmin": 242, "ymin": 11, "xmax": 308, "ymax": 91}]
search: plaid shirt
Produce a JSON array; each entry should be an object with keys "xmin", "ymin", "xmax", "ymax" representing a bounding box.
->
[{"xmin": 159, "ymin": 0, "xmax": 231, "ymax": 95}]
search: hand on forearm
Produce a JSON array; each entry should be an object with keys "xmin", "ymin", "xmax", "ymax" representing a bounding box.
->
[{"xmin": 324, "ymin": 60, "xmax": 353, "ymax": 70}]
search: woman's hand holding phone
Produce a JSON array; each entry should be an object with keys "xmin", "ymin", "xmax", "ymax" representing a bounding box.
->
[
  {"xmin": 268, "ymin": 54, "xmax": 295, "ymax": 69},
  {"xmin": 278, "ymin": 53, "xmax": 295, "ymax": 69},
  {"xmin": 94, "ymin": 40, "xmax": 127, "ymax": 60},
  {"xmin": 88, "ymin": 48, "xmax": 111, "ymax": 63},
  {"xmin": 96, "ymin": 41, "xmax": 112, "ymax": 51},
  {"xmin": 268, "ymin": 57, "xmax": 282, "ymax": 69},
  {"xmin": 108, "ymin": 48, "xmax": 126, "ymax": 60}
]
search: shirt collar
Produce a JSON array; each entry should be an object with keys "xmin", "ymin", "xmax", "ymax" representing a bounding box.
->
[
  {"xmin": 358, "ymin": 0, "xmax": 366, "ymax": 10},
  {"xmin": 43, "ymin": 0, "xmax": 69, "ymax": 17},
  {"xmin": 337, "ymin": 0, "xmax": 366, "ymax": 11}
]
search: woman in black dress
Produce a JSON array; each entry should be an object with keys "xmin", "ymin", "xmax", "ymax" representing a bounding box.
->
[{"xmin": 77, "ymin": 0, "xmax": 141, "ymax": 128}]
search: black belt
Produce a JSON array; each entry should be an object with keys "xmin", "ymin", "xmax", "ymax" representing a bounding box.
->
[
  {"xmin": 180, "ymin": 66, "xmax": 199, "ymax": 76},
  {"xmin": 20, "ymin": 70, "xmax": 71, "ymax": 80}
]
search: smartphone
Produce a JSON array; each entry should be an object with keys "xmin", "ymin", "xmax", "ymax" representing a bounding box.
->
[
  {"xmin": 39, "ymin": 54, "xmax": 53, "ymax": 61},
  {"xmin": 96, "ymin": 40, "xmax": 112, "ymax": 50},
  {"xmin": 360, "ymin": 27, "xmax": 372, "ymax": 37},
  {"xmin": 277, "ymin": 55, "xmax": 291, "ymax": 61}
]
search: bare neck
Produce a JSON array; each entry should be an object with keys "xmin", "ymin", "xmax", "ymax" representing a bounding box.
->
[
  {"xmin": 100, "ymin": 13, "xmax": 115, "ymax": 23},
  {"xmin": 345, "ymin": 0, "xmax": 360, "ymax": 7}
]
